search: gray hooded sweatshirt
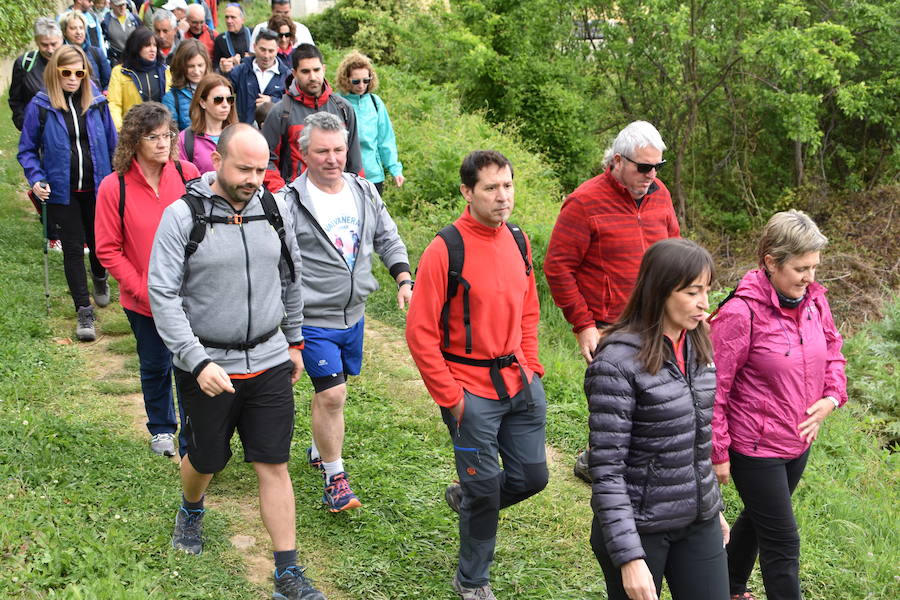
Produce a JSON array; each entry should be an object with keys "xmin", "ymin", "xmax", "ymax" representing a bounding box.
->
[
  {"xmin": 280, "ymin": 171, "xmax": 409, "ymax": 329},
  {"xmin": 149, "ymin": 173, "xmax": 304, "ymax": 375}
]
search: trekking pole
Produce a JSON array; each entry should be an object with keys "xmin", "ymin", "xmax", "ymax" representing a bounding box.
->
[{"xmin": 40, "ymin": 193, "xmax": 50, "ymax": 315}]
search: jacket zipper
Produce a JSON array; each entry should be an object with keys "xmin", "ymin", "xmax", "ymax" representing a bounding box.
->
[
  {"xmin": 638, "ymin": 458, "xmax": 657, "ymax": 515},
  {"xmin": 239, "ymin": 217, "xmax": 252, "ymax": 373},
  {"xmin": 69, "ymin": 95, "xmax": 85, "ymax": 190},
  {"xmin": 685, "ymin": 351, "xmax": 704, "ymax": 521}
]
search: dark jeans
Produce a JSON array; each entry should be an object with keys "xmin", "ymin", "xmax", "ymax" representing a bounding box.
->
[
  {"xmin": 727, "ymin": 448, "xmax": 810, "ymax": 600},
  {"xmin": 374, "ymin": 181, "xmax": 384, "ymax": 196},
  {"xmin": 124, "ymin": 309, "xmax": 185, "ymax": 454},
  {"xmin": 441, "ymin": 376, "xmax": 549, "ymax": 588},
  {"xmin": 47, "ymin": 191, "xmax": 105, "ymax": 310},
  {"xmin": 591, "ymin": 515, "xmax": 729, "ymax": 600}
]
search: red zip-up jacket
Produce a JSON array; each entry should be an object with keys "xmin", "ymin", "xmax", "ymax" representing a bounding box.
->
[
  {"xmin": 406, "ymin": 208, "xmax": 544, "ymax": 408},
  {"xmin": 94, "ymin": 158, "xmax": 201, "ymax": 316},
  {"xmin": 544, "ymin": 169, "xmax": 680, "ymax": 330}
]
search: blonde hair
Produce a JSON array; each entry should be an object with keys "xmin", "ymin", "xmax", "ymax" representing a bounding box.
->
[
  {"xmin": 336, "ymin": 50, "xmax": 378, "ymax": 95},
  {"xmin": 757, "ymin": 209, "xmax": 828, "ymax": 268},
  {"xmin": 44, "ymin": 45, "xmax": 95, "ymax": 115},
  {"xmin": 58, "ymin": 10, "xmax": 87, "ymax": 44},
  {"xmin": 189, "ymin": 74, "xmax": 237, "ymax": 134}
]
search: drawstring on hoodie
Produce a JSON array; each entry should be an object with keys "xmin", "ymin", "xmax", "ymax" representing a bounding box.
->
[{"xmin": 777, "ymin": 316, "xmax": 793, "ymax": 356}]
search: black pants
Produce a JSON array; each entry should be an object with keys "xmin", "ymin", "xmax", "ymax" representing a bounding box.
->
[
  {"xmin": 47, "ymin": 191, "xmax": 106, "ymax": 310},
  {"xmin": 727, "ymin": 448, "xmax": 810, "ymax": 599},
  {"xmin": 374, "ymin": 181, "xmax": 384, "ymax": 196},
  {"xmin": 592, "ymin": 515, "xmax": 729, "ymax": 600}
]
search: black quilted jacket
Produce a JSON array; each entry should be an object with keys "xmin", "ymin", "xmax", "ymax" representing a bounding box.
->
[{"xmin": 585, "ymin": 331, "xmax": 723, "ymax": 568}]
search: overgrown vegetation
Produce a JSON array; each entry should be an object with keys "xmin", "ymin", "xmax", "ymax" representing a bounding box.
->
[{"xmin": 0, "ymin": 1, "xmax": 48, "ymax": 59}]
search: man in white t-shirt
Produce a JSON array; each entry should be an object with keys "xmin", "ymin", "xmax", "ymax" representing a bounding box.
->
[
  {"xmin": 250, "ymin": 0, "xmax": 314, "ymax": 47},
  {"xmin": 280, "ymin": 112, "xmax": 411, "ymax": 513}
]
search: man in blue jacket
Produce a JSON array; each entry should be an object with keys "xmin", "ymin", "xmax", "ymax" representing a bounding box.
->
[{"xmin": 223, "ymin": 29, "xmax": 287, "ymax": 124}]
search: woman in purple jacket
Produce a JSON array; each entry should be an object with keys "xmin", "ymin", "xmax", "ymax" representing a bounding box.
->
[{"xmin": 711, "ymin": 210, "xmax": 847, "ymax": 600}]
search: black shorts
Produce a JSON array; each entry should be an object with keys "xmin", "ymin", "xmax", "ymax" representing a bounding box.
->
[{"xmin": 174, "ymin": 360, "xmax": 295, "ymax": 474}]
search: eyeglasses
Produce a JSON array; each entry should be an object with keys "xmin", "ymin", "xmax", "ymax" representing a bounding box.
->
[
  {"xmin": 350, "ymin": 78, "xmax": 371, "ymax": 85},
  {"xmin": 622, "ymin": 155, "xmax": 666, "ymax": 174},
  {"xmin": 277, "ymin": 31, "xmax": 292, "ymax": 38},
  {"xmin": 210, "ymin": 95, "xmax": 236, "ymax": 106},
  {"xmin": 142, "ymin": 132, "xmax": 177, "ymax": 143},
  {"xmin": 57, "ymin": 67, "xmax": 86, "ymax": 79}
]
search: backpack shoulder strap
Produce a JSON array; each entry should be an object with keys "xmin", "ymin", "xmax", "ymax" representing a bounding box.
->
[
  {"xmin": 278, "ymin": 99, "xmax": 293, "ymax": 178},
  {"xmin": 182, "ymin": 194, "xmax": 209, "ymax": 260},
  {"xmin": 436, "ymin": 224, "xmax": 472, "ymax": 353},
  {"xmin": 21, "ymin": 51, "xmax": 38, "ymax": 72},
  {"xmin": 258, "ymin": 189, "xmax": 296, "ymax": 283},
  {"xmin": 118, "ymin": 173, "xmax": 126, "ymax": 233},
  {"xmin": 183, "ymin": 131, "xmax": 195, "ymax": 163},
  {"xmin": 371, "ymin": 93, "xmax": 378, "ymax": 112},
  {"xmin": 174, "ymin": 159, "xmax": 187, "ymax": 184},
  {"xmin": 505, "ymin": 222, "xmax": 532, "ymax": 276}
]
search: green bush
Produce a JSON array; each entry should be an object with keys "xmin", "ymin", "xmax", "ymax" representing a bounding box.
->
[{"xmin": 0, "ymin": 2, "xmax": 46, "ymax": 59}]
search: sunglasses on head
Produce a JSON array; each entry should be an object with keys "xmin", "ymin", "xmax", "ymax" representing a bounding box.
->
[
  {"xmin": 210, "ymin": 95, "xmax": 236, "ymax": 106},
  {"xmin": 622, "ymin": 154, "xmax": 666, "ymax": 174},
  {"xmin": 57, "ymin": 67, "xmax": 86, "ymax": 79},
  {"xmin": 350, "ymin": 78, "xmax": 371, "ymax": 85}
]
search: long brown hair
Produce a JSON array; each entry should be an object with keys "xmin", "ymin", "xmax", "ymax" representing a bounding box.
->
[
  {"xmin": 189, "ymin": 74, "xmax": 237, "ymax": 134},
  {"xmin": 44, "ymin": 45, "xmax": 95, "ymax": 114},
  {"xmin": 169, "ymin": 39, "xmax": 210, "ymax": 89},
  {"xmin": 603, "ymin": 238, "xmax": 716, "ymax": 374},
  {"xmin": 112, "ymin": 102, "xmax": 178, "ymax": 174}
]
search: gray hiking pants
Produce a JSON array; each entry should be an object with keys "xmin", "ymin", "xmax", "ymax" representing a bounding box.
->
[{"xmin": 440, "ymin": 375, "xmax": 549, "ymax": 588}]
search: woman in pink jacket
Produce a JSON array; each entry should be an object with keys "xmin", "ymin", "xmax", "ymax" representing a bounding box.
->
[{"xmin": 710, "ymin": 209, "xmax": 847, "ymax": 600}]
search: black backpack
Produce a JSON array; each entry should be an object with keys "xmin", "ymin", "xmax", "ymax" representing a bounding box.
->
[
  {"xmin": 118, "ymin": 160, "xmax": 187, "ymax": 232},
  {"xmin": 181, "ymin": 188, "xmax": 296, "ymax": 283},
  {"xmin": 710, "ymin": 286, "xmax": 754, "ymax": 333},
  {"xmin": 436, "ymin": 222, "xmax": 532, "ymax": 353}
]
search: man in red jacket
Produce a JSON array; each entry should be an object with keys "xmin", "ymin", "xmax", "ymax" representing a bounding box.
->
[
  {"xmin": 406, "ymin": 150, "xmax": 547, "ymax": 600},
  {"xmin": 544, "ymin": 120, "xmax": 680, "ymax": 483}
]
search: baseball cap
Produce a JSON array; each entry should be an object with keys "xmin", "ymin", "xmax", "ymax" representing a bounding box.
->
[{"xmin": 162, "ymin": 0, "xmax": 188, "ymax": 11}]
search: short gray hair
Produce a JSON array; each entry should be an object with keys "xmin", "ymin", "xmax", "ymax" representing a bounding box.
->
[
  {"xmin": 298, "ymin": 112, "xmax": 348, "ymax": 154},
  {"xmin": 34, "ymin": 17, "xmax": 62, "ymax": 40},
  {"xmin": 152, "ymin": 8, "xmax": 177, "ymax": 28},
  {"xmin": 757, "ymin": 209, "xmax": 828, "ymax": 268},
  {"xmin": 602, "ymin": 120, "xmax": 667, "ymax": 169}
]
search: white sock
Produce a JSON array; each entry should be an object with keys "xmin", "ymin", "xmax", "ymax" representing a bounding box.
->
[
  {"xmin": 309, "ymin": 440, "xmax": 320, "ymax": 460},
  {"xmin": 322, "ymin": 459, "xmax": 344, "ymax": 484}
]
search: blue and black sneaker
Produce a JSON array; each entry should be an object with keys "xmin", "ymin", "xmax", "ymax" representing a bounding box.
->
[
  {"xmin": 273, "ymin": 565, "xmax": 326, "ymax": 600},
  {"xmin": 172, "ymin": 506, "xmax": 205, "ymax": 555},
  {"xmin": 322, "ymin": 472, "xmax": 362, "ymax": 513},
  {"xmin": 306, "ymin": 447, "xmax": 323, "ymax": 472}
]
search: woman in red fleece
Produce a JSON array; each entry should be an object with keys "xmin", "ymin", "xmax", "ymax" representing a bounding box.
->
[
  {"xmin": 710, "ymin": 210, "xmax": 847, "ymax": 600},
  {"xmin": 95, "ymin": 102, "xmax": 200, "ymax": 458}
]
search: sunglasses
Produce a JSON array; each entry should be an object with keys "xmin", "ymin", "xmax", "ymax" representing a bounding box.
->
[
  {"xmin": 622, "ymin": 155, "xmax": 666, "ymax": 174},
  {"xmin": 209, "ymin": 95, "xmax": 236, "ymax": 106},
  {"xmin": 277, "ymin": 31, "xmax": 292, "ymax": 38},
  {"xmin": 350, "ymin": 78, "xmax": 371, "ymax": 85},
  {"xmin": 57, "ymin": 67, "xmax": 86, "ymax": 79}
]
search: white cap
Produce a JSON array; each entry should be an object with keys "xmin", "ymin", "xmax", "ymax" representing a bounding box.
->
[{"xmin": 162, "ymin": 0, "xmax": 188, "ymax": 11}]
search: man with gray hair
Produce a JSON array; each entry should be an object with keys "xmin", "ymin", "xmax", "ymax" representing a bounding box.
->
[
  {"xmin": 544, "ymin": 120, "xmax": 680, "ymax": 483},
  {"xmin": 9, "ymin": 18, "xmax": 63, "ymax": 130},
  {"xmin": 152, "ymin": 9, "xmax": 182, "ymax": 64},
  {"xmin": 280, "ymin": 111, "xmax": 411, "ymax": 513}
]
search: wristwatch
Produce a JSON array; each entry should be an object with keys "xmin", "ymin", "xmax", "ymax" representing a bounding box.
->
[{"xmin": 397, "ymin": 279, "xmax": 414, "ymax": 290}]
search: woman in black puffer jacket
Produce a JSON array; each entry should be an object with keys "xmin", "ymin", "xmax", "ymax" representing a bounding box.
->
[{"xmin": 586, "ymin": 238, "xmax": 730, "ymax": 600}]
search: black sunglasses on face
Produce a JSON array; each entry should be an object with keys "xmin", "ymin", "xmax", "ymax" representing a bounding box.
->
[
  {"xmin": 277, "ymin": 31, "xmax": 292, "ymax": 38},
  {"xmin": 210, "ymin": 95, "xmax": 236, "ymax": 106},
  {"xmin": 622, "ymin": 154, "xmax": 666, "ymax": 174},
  {"xmin": 350, "ymin": 78, "xmax": 371, "ymax": 85}
]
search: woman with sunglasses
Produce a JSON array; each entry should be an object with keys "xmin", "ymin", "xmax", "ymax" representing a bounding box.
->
[
  {"xmin": 95, "ymin": 101, "xmax": 200, "ymax": 458},
  {"xmin": 59, "ymin": 10, "xmax": 111, "ymax": 92},
  {"xmin": 18, "ymin": 45, "xmax": 117, "ymax": 341},
  {"xmin": 710, "ymin": 210, "xmax": 846, "ymax": 600},
  {"xmin": 162, "ymin": 39, "xmax": 210, "ymax": 131},
  {"xmin": 336, "ymin": 50, "xmax": 405, "ymax": 195},
  {"xmin": 267, "ymin": 14, "xmax": 295, "ymax": 68},
  {"xmin": 586, "ymin": 237, "xmax": 729, "ymax": 600},
  {"xmin": 108, "ymin": 26, "xmax": 171, "ymax": 129},
  {"xmin": 177, "ymin": 74, "xmax": 237, "ymax": 174}
]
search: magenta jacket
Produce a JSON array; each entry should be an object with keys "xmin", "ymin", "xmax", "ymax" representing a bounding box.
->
[{"xmin": 710, "ymin": 269, "xmax": 847, "ymax": 463}]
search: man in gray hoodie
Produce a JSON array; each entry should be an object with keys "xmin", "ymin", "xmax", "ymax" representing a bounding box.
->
[
  {"xmin": 148, "ymin": 124, "xmax": 326, "ymax": 600},
  {"xmin": 279, "ymin": 112, "xmax": 411, "ymax": 513}
]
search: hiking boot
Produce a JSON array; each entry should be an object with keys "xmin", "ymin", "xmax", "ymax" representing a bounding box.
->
[
  {"xmin": 75, "ymin": 306, "xmax": 96, "ymax": 342},
  {"xmin": 445, "ymin": 482, "xmax": 462, "ymax": 514},
  {"xmin": 92, "ymin": 274, "xmax": 110, "ymax": 307},
  {"xmin": 273, "ymin": 566, "xmax": 326, "ymax": 600},
  {"xmin": 322, "ymin": 472, "xmax": 362, "ymax": 513},
  {"xmin": 731, "ymin": 593, "xmax": 758, "ymax": 600},
  {"xmin": 452, "ymin": 574, "xmax": 496, "ymax": 600},
  {"xmin": 306, "ymin": 447, "xmax": 323, "ymax": 472},
  {"xmin": 573, "ymin": 449, "xmax": 591, "ymax": 484},
  {"xmin": 172, "ymin": 506, "xmax": 205, "ymax": 554},
  {"xmin": 150, "ymin": 433, "xmax": 176, "ymax": 457}
]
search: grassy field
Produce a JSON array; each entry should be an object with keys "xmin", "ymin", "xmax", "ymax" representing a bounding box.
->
[{"xmin": 1, "ymin": 49, "xmax": 898, "ymax": 600}]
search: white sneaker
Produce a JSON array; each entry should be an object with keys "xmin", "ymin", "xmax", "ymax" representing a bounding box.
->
[{"xmin": 150, "ymin": 433, "xmax": 176, "ymax": 456}]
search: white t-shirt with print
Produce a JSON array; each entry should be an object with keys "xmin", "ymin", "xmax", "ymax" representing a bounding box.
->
[{"xmin": 306, "ymin": 179, "xmax": 360, "ymax": 270}]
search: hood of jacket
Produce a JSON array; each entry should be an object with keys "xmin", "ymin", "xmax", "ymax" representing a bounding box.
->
[
  {"xmin": 285, "ymin": 76, "xmax": 335, "ymax": 109},
  {"xmin": 734, "ymin": 267, "xmax": 827, "ymax": 312}
]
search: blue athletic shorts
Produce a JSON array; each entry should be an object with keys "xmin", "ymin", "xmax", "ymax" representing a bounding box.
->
[{"xmin": 301, "ymin": 318, "xmax": 365, "ymax": 384}]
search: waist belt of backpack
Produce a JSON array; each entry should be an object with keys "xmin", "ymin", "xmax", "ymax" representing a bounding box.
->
[
  {"xmin": 199, "ymin": 326, "xmax": 279, "ymax": 351},
  {"xmin": 441, "ymin": 351, "xmax": 533, "ymax": 409}
]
